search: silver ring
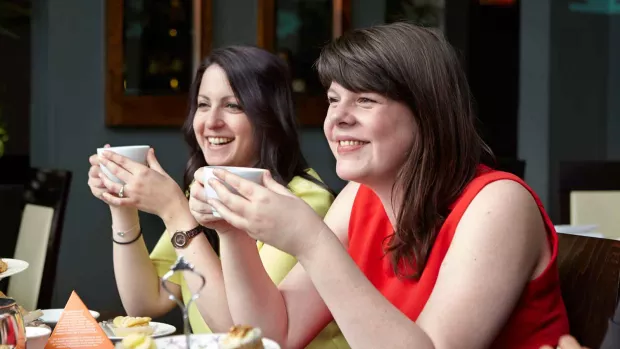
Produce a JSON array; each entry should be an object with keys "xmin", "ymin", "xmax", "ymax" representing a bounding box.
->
[{"xmin": 118, "ymin": 185, "xmax": 125, "ymax": 198}]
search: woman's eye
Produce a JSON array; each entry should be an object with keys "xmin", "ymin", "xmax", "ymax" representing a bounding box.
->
[
  {"xmin": 358, "ymin": 97, "xmax": 376, "ymax": 104},
  {"xmin": 226, "ymin": 103, "xmax": 242, "ymax": 111},
  {"xmin": 197, "ymin": 102, "xmax": 209, "ymax": 108},
  {"xmin": 327, "ymin": 97, "xmax": 338, "ymax": 104}
]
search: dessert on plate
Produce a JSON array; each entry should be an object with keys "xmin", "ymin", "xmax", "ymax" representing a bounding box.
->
[
  {"xmin": 219, "ymin": 325, "xmax": 264, "ymax": 349},
  {"xmin": 115, "ymin": 333, "xmax": 157, "ymax": 349},
  {"xmin": 110, "ymin": 316, "xmax": 154, "ymax": 337},
  {"xmin": 0, "ymin": 259, "xmax": 8, "ymax": 273}
]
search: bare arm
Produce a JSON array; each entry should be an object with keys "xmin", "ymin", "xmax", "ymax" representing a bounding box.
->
[
  {"xmin": 292, "ymin": 180, "xmax": 548, "ymax": 349},
  {"xmin": 110, "ymin": 206, "xmax": 179, "ymax": 318},
  {"xmin": 223, "ymin": 179, "xmax": 549, "ymax": 349},
  {"xmin": 97, "ymin": 152, "xmax": 234, "ymax": 331},
  {"xmin": 221, "ymin": 182, "xmax": 359, "ymax": 348}
]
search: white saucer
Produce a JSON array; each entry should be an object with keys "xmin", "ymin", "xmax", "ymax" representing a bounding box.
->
[
  {"xmin": 154, "ymin": 333, "xmax": 280, "ymax": 348},
  {"xmin": 0, "ymin": 258, "xmax": 29, "ymax": 279},
  {"xmin": 39, "ymin": 308, "xmax": 100, "ymax": 325}
]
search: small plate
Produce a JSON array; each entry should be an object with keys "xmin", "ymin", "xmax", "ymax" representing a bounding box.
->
[
  {"xmin": 101, "ymin": 321, "xmax": 176, "ymax": 341},
  {"xmin": 0, "ymin": 259, "xmax": 29, "ymax": 279},
  {"xmin": 39, "ymin": 308, "xmax": 101, "ymax": 325},
  {"xmin": 154, "ymin": 333, "xmax": 280, "ymax": 349}
]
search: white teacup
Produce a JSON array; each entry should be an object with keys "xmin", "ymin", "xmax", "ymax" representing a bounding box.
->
[
  {"xmin": 204, "ymin": 166, "xmax": 268, "ymax": 217},
  {"xmin": 26, "ymin": 326, "xmax": 51, "ymax": 349},
  {"xmin": 97, "ymin": 145, "xmax": 150, "ymax": 184}
]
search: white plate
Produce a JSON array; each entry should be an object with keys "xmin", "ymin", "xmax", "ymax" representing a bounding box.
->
[
  {"xmin": 0, "ymin": 258, "xmax": 29, "ymax": 279},
  {"xmin": 39, "ymin": 308, "xmax": 101, "ymax": 325},
  {"xmin": 154, "ymin": 333, "xmax": 280, "ymax": 349},
  {"xmin": 103, "ymin": 321, "xmax": 176, "ymax": 341}
]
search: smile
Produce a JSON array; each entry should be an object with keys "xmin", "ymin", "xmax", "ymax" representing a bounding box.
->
[{"xmin": 207, "ymin": 137, "xmax": 234, "ymax": 146}]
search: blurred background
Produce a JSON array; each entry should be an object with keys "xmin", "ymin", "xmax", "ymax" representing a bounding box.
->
[{"xmin": 1, "ymin": 0, "xmax": 619, "ymax": 330}]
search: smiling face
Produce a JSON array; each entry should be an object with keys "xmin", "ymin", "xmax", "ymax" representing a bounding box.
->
[
  {"xmin": 193, "ymin": 64, "xmax": 258, "ymax": 167},
  {"xmin": 323, "ymin": 82, "xmax": 416, "ymax": 185}
]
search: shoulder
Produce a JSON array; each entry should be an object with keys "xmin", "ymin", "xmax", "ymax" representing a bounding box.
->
[
  {"xmin": 323, "ymin": 181, "xmax": 360, "ymax": 246},
  {"xmin": 455, "ymin": 179, "xmax": 547, "ymax": 274},
  {"xmin": 287, "ymin": 169, "xmax": 335, "ymax": 218}
]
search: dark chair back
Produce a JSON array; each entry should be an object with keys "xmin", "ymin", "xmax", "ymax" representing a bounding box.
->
[
  {"xmin": 6, "ymin": 168, "xmax": 71, "ymax": 309},
  {"xmin": 557, "ymin": 233, "xmax": 620, "ymax": 348}
]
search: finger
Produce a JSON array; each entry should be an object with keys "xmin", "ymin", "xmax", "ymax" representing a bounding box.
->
[
  {"xmin": 98, "ymin": 155, "xmax": 133, "ymax": 183},
  {"xmin": 100, "ymin": 150, "xmax": 143, "ymax": 174},
  {"xmin": 88, "ymin": 177, "xmax": 105, "ymax": 189},
  {"xmin": 538, "ymin": 346, "xmax": 552, "ymax": 349},
  {"xmin": 206, "ymin": 198, "xmax": 248, "ymax": 231},
  {"xmin": 190, "ymin": 181, "xmax": 208, "ymax": 202},
  {"xmin": 208, "ymin": 177, "xmax": 250, "ymax": 216},
  {"xmin": 89, "ymin": 154, "xmax": 99, "ymax": 166},
  {"xmin": 212, "ymin": 169, "xmax": 262, "ymax": 200},
  {"xmin": 104, "ymin": 144, "xmax": 110, "ymax": 148},
  {"xmin": 193, "ymin": 167, "xmax": 205, "ymax": 185},
  {"xmin": 188, "ymin": 198, "xmax": 213, "ymax": 215},
  {"xmin": 558, "ymin": 335, "xmax": 582, "ymax": 349},
  {"xmin": 98, "ymin": 172, "xmax": 125, "ymax": 196},
  {"xmin": 88, "ymin": 165, "xmax": 101, "ymax": 178},
  {"xmin": 146, "ymin": 148, "xmax": 165, "ymax": 174},
  {"xmin": 263, "ymin": 171, "xmax": 293, "ymax": 197},
  {"xmin": 101, "ymin": 191, "xmax": 135, "ymax": 207}
]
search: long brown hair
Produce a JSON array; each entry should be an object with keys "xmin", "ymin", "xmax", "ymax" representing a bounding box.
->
[{"xmin": 316, "ymin": 22, "xmax": 493, "ymax": 279}]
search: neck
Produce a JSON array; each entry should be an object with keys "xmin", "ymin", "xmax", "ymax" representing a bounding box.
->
[{"xmin": 367, "ymin": 179, "xmax": 401, "ymax": 227}]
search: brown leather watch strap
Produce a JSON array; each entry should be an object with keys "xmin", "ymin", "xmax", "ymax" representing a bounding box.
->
[{"xmin": 171, "ymin": 225, "xmax": 205, "ymax": 248}]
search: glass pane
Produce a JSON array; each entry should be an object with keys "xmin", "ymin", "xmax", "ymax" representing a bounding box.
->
[
  {"xmin": 123, "ymin": 0, "xmax": 194, "ymax": 95},
  {"xmin": 275, "ymin": 0, "xmax": 333, "ymax": 95}
]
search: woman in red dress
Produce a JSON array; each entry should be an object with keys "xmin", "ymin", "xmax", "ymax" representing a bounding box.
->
[{"xmin": 190, "ymin": 22, "xmax": 570, "ymax": 348}]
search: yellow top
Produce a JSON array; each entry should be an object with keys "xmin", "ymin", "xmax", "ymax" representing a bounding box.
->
[{"xmin": 150, "ymin": 168, "xmax": 350, "ymax": 348}]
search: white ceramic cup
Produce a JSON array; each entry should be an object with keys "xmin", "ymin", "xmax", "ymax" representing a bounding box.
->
[
  {"xmin": 204, "ymin": 166, "xmax": 267, "ymax": 217},
  {"xmin": 26, "ymin": 326, "xmax": 51, "ymax": 349},
  {"xmin": 97, "ymin": 145, "xmax": 150, "ymax": 184}
]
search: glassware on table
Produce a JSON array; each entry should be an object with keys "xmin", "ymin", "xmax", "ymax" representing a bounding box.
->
[{"xmin": 0, "ymin": 297, "xmax": 26, "ymax": 349}]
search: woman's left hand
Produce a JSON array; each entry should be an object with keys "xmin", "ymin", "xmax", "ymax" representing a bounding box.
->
[
  {"xmin": 206, "ymin": 168, "xmax": 326, "ymax": 257},
  {"xmin": 98, "ymin": 148, "xmax": 187, "ymax": 218}
]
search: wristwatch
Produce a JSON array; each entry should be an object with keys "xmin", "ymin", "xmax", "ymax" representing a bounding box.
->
[{"xmin": 171, "ymin": 226, "xmax": 205, "ymax": 248}]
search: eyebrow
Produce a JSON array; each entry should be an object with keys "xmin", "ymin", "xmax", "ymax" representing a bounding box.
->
[{"xmin": 197, "ymin": 94, "xmax": 236, "ymax": 100}]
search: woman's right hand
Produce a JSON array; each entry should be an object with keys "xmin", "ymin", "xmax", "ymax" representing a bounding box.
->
[{"xmin": 189, "ymin": 167, "xmax": 238, "ymax": 235}]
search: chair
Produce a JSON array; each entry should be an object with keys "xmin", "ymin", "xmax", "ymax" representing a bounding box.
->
[
  {"xmin": 6, "ymin": 168, "xmax": 71, "ymax": 310},
  {"xmin": 558, "ymin": 161, "xmax": 620, "ymax": 238},
  {"xmin": 557, "ymin": 233, "xmax": 620, "ymax": 348}
]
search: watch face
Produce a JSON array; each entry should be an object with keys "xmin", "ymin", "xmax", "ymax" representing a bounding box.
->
[{"xmin": 172, "ymin": 231, "xmax": 188, "ymax": 248}]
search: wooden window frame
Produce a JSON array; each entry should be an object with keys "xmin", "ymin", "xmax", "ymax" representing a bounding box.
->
[
  {"xmin": 105, "ymin": 0, "xmax": 212, "ymax": 127},
  {"xmin": 257, "ymin": 0, "xmax": 351, "ymax": 127}
]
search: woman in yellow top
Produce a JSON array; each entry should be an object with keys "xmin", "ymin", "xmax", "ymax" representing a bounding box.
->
[{"xmin": 87, "ymin": 46, "xmax": 347, "ymax": 348}]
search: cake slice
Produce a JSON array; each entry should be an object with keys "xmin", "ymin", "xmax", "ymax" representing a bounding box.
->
[
  {"xmin": 115, "ymin": 333, "xmax": 157, "ymax": 349},
  {"xmin": 219, "ymin": 325, "xmax": 264, "ymax": 349},
  {"xmin": 110, "ymin": 316, "xmax": 154, "ymax": 337}
]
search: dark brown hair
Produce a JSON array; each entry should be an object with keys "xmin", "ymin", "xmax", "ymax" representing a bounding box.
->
[
  {"xmin": 182, "ymin": 45, "xmax": 331, "ymax": 193},
  {"xmin": 316, "ymin": 22, "xmax": 493, "ymax": 279}
]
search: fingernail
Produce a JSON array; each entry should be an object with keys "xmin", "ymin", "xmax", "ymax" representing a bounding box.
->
[
  {"xmin": 208, "ymin": 178, "xmax": 217, "ymax": 186},
  {"xmin": 213, "ymin": 169, "xmax": 223, "ymax": 176}
]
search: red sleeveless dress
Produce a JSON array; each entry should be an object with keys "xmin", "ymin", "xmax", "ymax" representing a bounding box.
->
[{"xmin": 348, "ymin": 167, "xmax": 569, "ymax": 348}]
